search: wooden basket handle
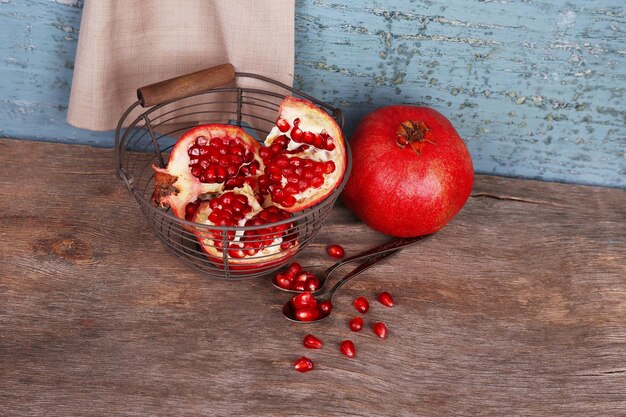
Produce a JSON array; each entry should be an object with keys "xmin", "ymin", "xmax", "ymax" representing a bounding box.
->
[{"xmin": 136, "ymin": 63, "xmax": 235, "ymax": 107}]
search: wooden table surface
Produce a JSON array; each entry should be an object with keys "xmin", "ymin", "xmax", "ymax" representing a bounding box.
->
[{"xmin": 1, "ymin": 138, "xmax": 625, "ymax": 416}]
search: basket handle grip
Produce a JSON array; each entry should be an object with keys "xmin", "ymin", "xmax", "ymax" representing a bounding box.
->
[{"xmin": 136, "ymin": 63, "xmax": 235, "ymax": 107}]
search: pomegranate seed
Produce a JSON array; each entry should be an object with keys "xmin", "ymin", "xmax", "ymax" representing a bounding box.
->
[
  {"xmin": 349, "ymin": 317, "xmax": 364, "ymax": 332},
  {"xmin": 287, "ymin": 262, "xmax": 302, "ymax": 277},
  {"xmin": 274, "ymin": 274, "xmax": 292, "ymax": 289},
  {"xmin": 294, "ymin": 273, "xmax": 311, "ymax": 285},
  {"xmin": 373, "ymin": 322, "xmax": 388, "ymax": 339},
  {"xmin": 293, "ymin": 118, "xmax": 300, "ymax": 127},
  {"xmin": 318, "ymin": 300, "xmax": 333, "ymax": 316},
  {"xmin": 291, "ymin": 127, "xmax": 303, "ymax": 142},
  {"xmin": 292, "ymin": 291, "xmax": 317, "ymax": 309},
  {"xmin": 294, "ymin": 356, "xmax": 314, "ymax": 372},
  {"xmin": 353, "ymin": 296, "xmax": 369, "ymax": 314},
  {"xmin": 326, "ymin": 244, "xmax": 345, "ymax": 259},
  {"xmin": 276, "ymin": 118, "xmax": 290, "ymax": 132},
  {"xmin": 377, "ymin": 292, "xmax": 395, "ymax": 307},
  {"xmin": 295, "ymin": 307, "xmax": 321, "ymax": 322},
  {"xmin": 339, "ymin": 340, "xmax": 356, "ymax": 358},
  {"xmin": 305, "ymin": 275, "xmax": 320, "ymax": 292},
  {"xmin": 303, "ymin": 334, "xmax": 323, "ymax": 349},
  {"xmin": 293, "ymin": 283, "xmax": 306, "ymax": 292}
]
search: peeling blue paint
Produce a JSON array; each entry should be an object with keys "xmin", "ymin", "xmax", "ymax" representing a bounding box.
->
[{"xmin": 0, "ymin": 0, "xmax": 624, "ymax": 188}]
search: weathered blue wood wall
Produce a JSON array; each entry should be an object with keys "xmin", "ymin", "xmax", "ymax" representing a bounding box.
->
[{"xmin": 1, "ymin": 0, "xmax": 624, "ymax": 187}]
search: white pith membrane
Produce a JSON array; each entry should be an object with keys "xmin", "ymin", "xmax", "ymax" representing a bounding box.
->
[
  {"xmin": 263, "ymin": 96, "xmax": 347, "ymax": 211},
  {"xmin": 152, "ymin": 125, "xmax": 262, "ymax": 219},
  {"xmin": 192, "ymin": 185, "xmax": 296, "ymax": 264}
]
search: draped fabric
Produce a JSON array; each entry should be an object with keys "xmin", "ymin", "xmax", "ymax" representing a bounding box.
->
[{"xmin": 67, "ymin": 0, "xmax": 294, "ymax": 131}]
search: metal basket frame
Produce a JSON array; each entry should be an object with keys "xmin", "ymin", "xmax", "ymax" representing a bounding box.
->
[{"xmin": 115, "ymin": 72, "xmax": 351, "ymax": 279}]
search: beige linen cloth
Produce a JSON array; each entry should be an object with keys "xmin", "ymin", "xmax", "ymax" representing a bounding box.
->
[{"xmin": 67, "ymin": 0, "xmax": 295, "ymax": 131}]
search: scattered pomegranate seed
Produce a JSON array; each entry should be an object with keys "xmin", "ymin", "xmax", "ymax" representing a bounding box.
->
[
  {"xmin": 303, "ymin": 334, "xmax": 323, "ymax": 349},
  {"xmin": 353, "ymin": 296, "xmax": 369, "ymax": 314},
  {"xmin": 373, "ymin": 322, "xmax": 388, "ymax": 339},
  {"xmin": 339, "ymin": 340, "xmax": 356, "ymax": 358},
  {"xmin": 294, "ymin": 356, "xmax": 314, "ymax": 372},
  {"xmin": 377, "ymin": 292, "xmax": 395, "ymax": 307},
  {"xmin": 349, "ymin": 317, "xmax": 364, "ymax": 332},
  {"xmin": 326, "ymin": 244, "xmax": 345, "ymax": 259}
]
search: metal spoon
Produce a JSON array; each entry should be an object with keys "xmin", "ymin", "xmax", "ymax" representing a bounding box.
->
[
  {"xmin": 273, "ymin": 235, "xmax": 432, "ymax": 294},
  {"xmin": 282, "ymin": 249, "xmax": 402, "ymax": 323}
]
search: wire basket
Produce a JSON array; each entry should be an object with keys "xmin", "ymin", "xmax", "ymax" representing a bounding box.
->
[{"xmin": 115, "ymin": 64, "xmax": 351, "ymax": 279}]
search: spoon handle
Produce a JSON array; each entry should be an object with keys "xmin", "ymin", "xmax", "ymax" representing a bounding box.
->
[
  {"xmin": 323, "ymin": 235, "xmax": 433, "ymax": 278},
  {"xmin": 326, "ymin": 249, "xmax": 401, "ymax": 299}
]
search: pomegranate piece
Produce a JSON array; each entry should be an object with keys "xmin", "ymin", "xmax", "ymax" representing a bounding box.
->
[
  {"xmin": 349, "ymin": 317, "xmax": 364, "ymax": 332},
  {"xmin": 193, "ymin": 185, "xmax": 298, "ymax": 268},
  {"xmin": 353, "ymin": 296, "xmax": 369, "ymax": 314},
  {"xmin": 326, "ymin": 244, "xmax": 345, "ymax": 259},
  {"xmin": 260, "ymin": 96, "xmax": 347, "ymax": 212},
  {"xmin": 339, "ymin": 340, "xmax": 356, "ymax": 358},
  {"xmin": 303, "ymin": 334, "xmax": 323, "ymax": 349},
  {"xmin": 294, "ymin": 356, "xmax": 314, "ymax": 373},
  {"xmin": 152, "ymin": 124, "xmax": 263, "ymax": 219},
  {"xmin": 377, "ymin": 291, "xmax": 395, "ymax": 307},
  {"xmin": 373, "ymin": 322, "xmax": 388, "ymax": 339}
]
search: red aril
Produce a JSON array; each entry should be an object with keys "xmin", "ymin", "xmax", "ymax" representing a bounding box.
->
[
  {"xmin": 326, "ymin": 244, "xmax": 345, "ymax": 259},
  {"xmin": 373, "ymin": 322, "xmax": 388, "ymax": 339},
  {"xmin": 342, "ymin": 106, "xmax": 474, "ymax": 237},
  {"xmin": 353, "ymin": 296, "xmax": 369, "ymax": 314},
  {"xmin": 294, "ymin": 356, "xmax": 314, "ymax": 373},
  {"xmin": 287, "ymin": 262, "xmax": 302, "ymax": 276},
  {"xmin": 273, "ymin": 273, "xmax": 292, "ymax": 290},
  {"xmin": 259, "ymin": 96, "xmax": 347, "ymax": 211},
  {"xmin": 292, "ymin": 291, "xmax": 317, "ymax": 310},
  {"xmin": 339, "ymin": 340, "xmax": 356, "ymax": 358},
  {"xmin": 295, "ymin": 307, "xmax": 321, "ymax": 322},
  {"xmin": 303, "ymin": 334, "xmax": 323, "ymax": 349},
  {"xmin": 349, "ymin": 317, "xmax": 364, "ymax": 332},
  {"xmin": 152, "ymin": 124, "xmax": 263, "ymax": 220},
  {"xmin": 318, "ymin": 301, "xmax": 333, "ymax": 316},
  {"xmin": 377, "ymin": 292, "xmax": 395, "ymax": 307},
  {"xmin": 305, "ymin": 275, "xmax": 320, "ymax": 292},
  {"xmin": 193, "ymin": 185, "xmax": 297, "ymax": 268}
]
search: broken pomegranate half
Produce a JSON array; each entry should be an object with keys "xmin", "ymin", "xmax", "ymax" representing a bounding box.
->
[
  {"xmin": 259, "ymin": 96, "xmax": 347, "ymax": 211},
  {"xmin": 192, "ymin": 185, "xmax": 298, "ymax": 269},
  {"xmin": 152, "ymin": 124, "xmax": 263, "ymax": 220}
]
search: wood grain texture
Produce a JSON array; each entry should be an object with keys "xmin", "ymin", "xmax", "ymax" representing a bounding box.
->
[
  {"xmin": 0, "ymin": 138, "xmax": 625, "ymax": 416},
  {"xmin": 0, "ymin": 1, "xmax": 624, "ymax": 187}
]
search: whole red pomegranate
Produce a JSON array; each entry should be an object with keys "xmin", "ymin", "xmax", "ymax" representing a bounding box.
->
[{"xmin": 342, "ymin": 106, "xmax": 473, "ymax": 237}]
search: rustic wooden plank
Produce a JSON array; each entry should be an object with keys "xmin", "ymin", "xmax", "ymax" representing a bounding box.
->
[{"xmin": 0, "ymin": 138, "xmax": 625, "ymax": 416}]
